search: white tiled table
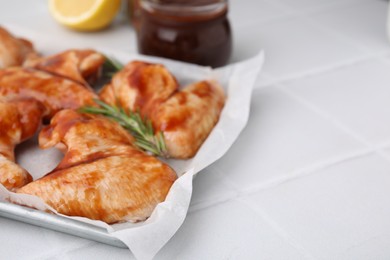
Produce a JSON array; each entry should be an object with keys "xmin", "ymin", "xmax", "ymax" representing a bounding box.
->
[{"xmin": 1, "ymin": 0, "xmax": 390, "ymax": 259}]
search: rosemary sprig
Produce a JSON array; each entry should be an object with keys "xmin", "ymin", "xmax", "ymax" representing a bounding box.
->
[
  {"xmin": 103, "ymin": 56, "xmax": 124, "ymax": 78},
  {"xmin": 79, "ymin": 99, "xmax": 169, "ymax": 158}
]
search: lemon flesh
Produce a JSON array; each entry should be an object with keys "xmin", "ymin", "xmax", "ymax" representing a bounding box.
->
[{"xmin": 49, "ymin": 0, "xmax": 121, "ymax": 31}]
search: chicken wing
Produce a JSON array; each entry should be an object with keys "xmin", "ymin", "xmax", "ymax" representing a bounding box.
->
[
  {"xmin": 0, "ymin": 98, "xmax": 44, "ymax": 190},
  {"xmin": 24, "ymin": 49, "xmax": 105, "ymax": 87},
  {"xmin": 0, "ymin": 68, "xmax": 98, "ymax": 119},
  {"xmin": 99, "ymin": 61, "xmax": 225, "ymax": 158},
  {"xmin": 152, "ymin": 80, "xmax": 225, "ymax": 158},
  {"xmin": 99, "ymin": 61, "xmax": 179, "ymax": 116},
  {"xmin": 17, "ymin": 110, "xmax": 177, "ymax": 223},
  {"xmin": 39, "ymin": 109, "xmax": 135, "ymax": 170},
  {"xmin": 0, "ymin": 27, "xmax": 37, "ymax": 69}
]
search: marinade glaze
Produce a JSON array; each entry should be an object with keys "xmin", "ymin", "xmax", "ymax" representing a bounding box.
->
[{"xmin": 136, "ymin": 0, "xmax": 232, "ymax": 67}]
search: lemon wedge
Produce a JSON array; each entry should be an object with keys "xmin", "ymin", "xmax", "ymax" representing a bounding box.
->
[{"xmin": 49, "ymin": 0, "xmax": 121, "ymax": 31}]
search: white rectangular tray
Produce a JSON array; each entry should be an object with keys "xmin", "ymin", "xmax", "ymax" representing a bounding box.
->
[{"xmin": 0, "ymin": 202, "xmax": 127, "ymax": 248}]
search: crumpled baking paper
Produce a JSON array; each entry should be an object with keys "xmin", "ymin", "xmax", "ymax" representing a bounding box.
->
[{"xmin": 0, "ymin": 24, "xmax": 264, "ymax": 260}]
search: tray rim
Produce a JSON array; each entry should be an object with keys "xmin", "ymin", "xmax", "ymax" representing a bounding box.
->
[{"xmin": 0, "ymin": 201, "xmax": 128, "ymax": 249}]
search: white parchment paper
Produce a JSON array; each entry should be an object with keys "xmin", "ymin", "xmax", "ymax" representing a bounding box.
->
[{"xmin": 0, "ymin": 24, "xmax": 264, "ymax": 260}]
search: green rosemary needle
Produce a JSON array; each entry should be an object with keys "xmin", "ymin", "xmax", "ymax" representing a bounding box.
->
[{"xmin": 79, "ymin": 99, "xmax": 169, "ymax": 158}]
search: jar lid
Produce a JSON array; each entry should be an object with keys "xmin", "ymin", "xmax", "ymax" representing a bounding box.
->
[
  {"xmin": 141, "ymin": 0, "xmax": 228, "ymax": 17},
  {"xmin": 151, "ymin": 0, "xmax": 222, "ymax": 6}
]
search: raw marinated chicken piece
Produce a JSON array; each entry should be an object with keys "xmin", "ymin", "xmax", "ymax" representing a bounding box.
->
[
  {"xmin": 0, "ymin": 158, "xmax": 31, "ymax": 191},
  {"xmin": 0, "ymin": 27, "xmax": 37, "ymax": 69},
  {"xmin": 152, "ymin": 80, "xmax": 225, "ymax": 158},
  {"xmin": 24, "ymin": 49, "xmax": 105, "ymax": 86},
  {"xmin": 99, "ymin": 61, "xmax": 179, "ymax": 116},
  {"xmin": 17, "ymin": 110, "xmax": 177, "ymax": 223},
  {"xmin": 39, "ymin": 109, "xmax": 135, "ymax": 170},
  {"xmin": 0, "ymin": 68, "xmax": 98, "ymax": 120},
  {"xmin": 0, "ymin": 98, "xmax": 44, "ymax": 190},
  {"xmin": 99, "ymin": 61, "xmax": 225, "ymax": 158}
]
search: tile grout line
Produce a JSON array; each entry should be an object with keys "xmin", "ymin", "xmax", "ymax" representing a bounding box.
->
[
  {"xmin": 278, "ymin": 84, "xmax": 390, "ymax": 165},
  {"xmin": 189, "ymin": 191, "xmax": 239, "ymax": 214},
  {"xmin": 188, "ymin": 150, "xmax": 376, "ymax": 260},
  {"xmin": 294, "ymin": 1, "xmax": 388, "ymax": 56},
  {"xmin": 231, "ymin": 12, "xmax": 296, "ymax": 31},
  {"xmin": 255, "ymin": 0, "xmax": 390, "ymax": 88},
  {"xmin": 189, "ymin": 167, "xmax": 242, "ymax": 214},
  {"xmin": 236, "ymin": 149, "xmax": 373, "ymax": 195},
  {"xmin": 197, "ymin": 1, "xmax": 387, "ymax": 258},
  {"xmin": 236, "ymin": 197, "xmax": 319, "ymax": 260},
  {"xmin": 233, "ymin": 0, "xmax": 371, "ymax": 36},
  {"xmin": 256, "ymin": 49, "xmax": 390, "ymax": 89},
  {"xmin": 267, "ymin": 0, "xmax": 371, "ymax": 16},
  {"xmin": 277, "ymin": 85, "xmax": 371, "ymax": 146},
  {"xmin": 191, "ymin": 55, "xmax": 390, "ymax": 215},
  {"xmin": 189, "ymin": 148, "xmax": 373, "ymax": 214}
]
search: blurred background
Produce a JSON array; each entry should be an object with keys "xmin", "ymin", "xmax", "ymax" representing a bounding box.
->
[{"xmin": 1, "ymin": 0, "xmax": 388, "ymax": 78}]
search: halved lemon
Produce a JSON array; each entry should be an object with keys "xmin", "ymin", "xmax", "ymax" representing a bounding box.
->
[{"xmin": 49, "ymin": 0, "xmax": 121, "ymax": 31}]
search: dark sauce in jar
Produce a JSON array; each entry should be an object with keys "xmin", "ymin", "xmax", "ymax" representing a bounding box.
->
[{"xmin": 136, "ymin": 0, "xmax": 232, "ymax": 67}]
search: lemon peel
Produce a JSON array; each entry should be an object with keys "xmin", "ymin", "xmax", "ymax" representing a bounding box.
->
[{"xmin": 49, "ymin": 0, "xmax": 121, "ymax": 31}]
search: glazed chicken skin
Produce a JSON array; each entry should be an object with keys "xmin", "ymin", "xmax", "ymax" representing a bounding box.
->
[
  {"xmin": 0, "ymin": 27, "xmax": 37, "ymax": 69},
  {"xmin": 99, "ymin": 61, "xmax": 225, "ymax": 158},
  {"xmin": 0, "ymin": 98, "xmax": 44, "ymax": 190},
  {"xmin": 0, "ymin": 68, "xmax": 98, "ymax": 120},
  {"xmin": 24, "ymin": 49, "xmax": 105, "ymax": 87},
  {"xmin": 151, "ymin": 80, "xmax": 225, "ymax": 158},
  {"xmin": 99, "ymin": 61, "xmax": 179, "ymax": 116},
  {"xmin": 39, "ymin": 109, "xmax": 135, "ymax": 170},
  {"xmin": 17, "ymin": 110, "xmax": 177, "ymax": 223}
]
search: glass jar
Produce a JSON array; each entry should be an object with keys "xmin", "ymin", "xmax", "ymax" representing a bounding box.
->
[
  {"xmin": 128, "ymin": 0, "xmax": 141, "ymax": 27},
  {"xmin": 136, "ymin": 0, "xmax": 232, "ymax": 67}
]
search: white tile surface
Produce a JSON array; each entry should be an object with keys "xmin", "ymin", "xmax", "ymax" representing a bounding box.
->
[
  {"xmin": 0, "ymin": 217, "xmax": 93, "ymax": 260},
  {"xmin": 210, "ymin": 87, "xmax": 364, "ymax": 190},
  {"xmin": 157, "ymin": 200, "xmax": 305, "ymax": 260},
  {"xmin": 0, "ymin": 0, "xmax": 47, "ymax": 20},
  {"xmin": 232, "ymin": 15, "xmax": 368, "ymax": 79},
  {"xmin": 190, "ymin": 164, "xmax": 238, "ymax": 209},
  {"xmin": 306, "ymin": 0, "xmax": 389, "ymax": 54},
  {"xmin": 273, "ymin": 0, "xmax": 350, "ymax": 10},
  {"xmin": 230, "ymin": 0, "xmax": 291, "ymax": 29},
  {"xmin": 383, "ymin": 146, "xmax": 390, "ymax": 157},
  {"xmin": 338, "ymin": 235, "xmax": 390, "ymax": 260},
  {"xmin": 243, "ymin": 154, "xmax": 390, "ymax": 260},
  {"xmin": 255, "ymin": 72, "xmax": 276, "ymax": 88},
  {"xmin": 284, "ymin": 59, "xmax": 390, "ymax": 145},
  {"xmin": 58, "ymin": 243, "xmax": 133, "ymax": 260}
]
